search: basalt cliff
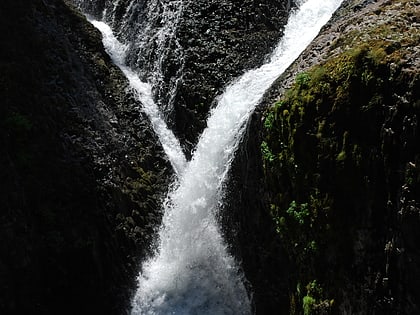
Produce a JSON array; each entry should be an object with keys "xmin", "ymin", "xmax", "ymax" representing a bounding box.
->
[
  {"xmin": 1, "ymin": 0, "xmax": 419, "ymax": 314},
  {"xmin": 230, "ymin": 0, "xmax": 419, "ymax": 314}
]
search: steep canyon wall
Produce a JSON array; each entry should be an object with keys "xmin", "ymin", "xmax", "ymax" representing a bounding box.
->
[
  {"xmin": 2, "ymin": 0, "xmax": 418, "ymax": 314},
  {"xmin": 230, "ymin": 0, "xmax": 420, "ymax": 314},
  {"xmin": 0, "ymin": 1, "xmax": 170, "ymax": 313}
]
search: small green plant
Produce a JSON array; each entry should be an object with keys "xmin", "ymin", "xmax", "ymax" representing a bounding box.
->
[
  {"xmin": 264, "ymin": 112, "xmax": 275, "ymax": 130},
  {"xmin": 302, "ymin": 280, "xmax": 334, "ymax": 315},
  {"xmin": 261, "ymin": 141, "xmax": 275, "ymax": 163},
  {"xmin": 336, "ymin": 150, "xmax": 346, "ymax": 161},
  {"xmin": 303, "ymin": 295, "xmax": 316, "ymax": 315},
  {"xmin": 306, "ymin": 280, "xmax": 322, "ymax": 296},
  {"xmin": 274, "ymin": 99, "xmax": 285, "ymax": 109},
  {"xmin": 287, "ymin": 200, "xmax": 310, "ymax": 225},
  {"xmin": 295, "ymin": 72, "xmax": 311, "ymax": 88}
]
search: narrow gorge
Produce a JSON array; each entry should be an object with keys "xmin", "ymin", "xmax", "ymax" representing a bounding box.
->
[{"xmin": 1, "ymin": 0, "xmax": 419, "ymax": 315}]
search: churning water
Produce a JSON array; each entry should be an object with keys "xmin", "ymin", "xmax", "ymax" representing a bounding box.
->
[{"xmin": 86, "ymin": 0, "xmax": 344, "ymax": 313}]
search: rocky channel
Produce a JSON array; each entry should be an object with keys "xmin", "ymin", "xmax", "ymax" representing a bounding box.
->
[{"xmin": 1, "ymin": 0, "xmax": 419, "ymax": 314}]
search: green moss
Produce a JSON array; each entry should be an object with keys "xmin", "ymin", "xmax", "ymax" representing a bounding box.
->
[
  {"xmin": 295, "ymin": 72, "xmax": 311, "ymax": 89},
  {"xmin": 303, "ymin": 295, "xmax": 316, "ymax": 315},
  {"xmin": 404, "ymin": 162, "xmax": 419, "ymax": 189},
  {"xmin": 261, "ymin": 140, "xmax": 276, "ymax": 163},
  {"xmin": 262, "ymin": 1, "xmax": 419, "ymax": 313},
  {"xmin": 261, "ymin": 12, "xmax": 415, "ymax": 312},
  {"xmin": 123, "ymin": 166, "xmax": 159, "ymax": 208},
  {"xmin": 286, "ymin": 201, "xmax": 309, "ymax": 225},
  {"xmin": 270, "ymin": 191, "xmax": 331, "ymax": 268},
  {"xmin": 301, "ymin": 280, "xmax": 333, "ymax": 315},
  {"xmin": 336, "ymin": 150, "xmax": 346, "ymax": 161},
  {"xmin": 264, "ymin": 111, "xmax": 275, "ymax": 130}
]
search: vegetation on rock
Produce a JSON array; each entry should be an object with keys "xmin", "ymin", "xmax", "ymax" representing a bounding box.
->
[{"xmin": 262, "ymin": 0, "xmax": 419, "ymax": 313}]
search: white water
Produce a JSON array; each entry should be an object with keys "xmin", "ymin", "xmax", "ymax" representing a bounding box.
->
[
  {"xmin": 128, "ymin": 0, "xmax": 343, "ymax": 314},
  {"xmin": 127, "ymin": 0, "xmax": 186, "ymax": 93},
  {"xmin": 91, "ymin": 21, "xmax": 187, "ymax": 175},
  {"xmin": 88, "ymin": 0, "xmax": 344, "ymax": 313},
  {"xmin": 108, "ymin": 0, "xmax": 187, "ymax": 113}
]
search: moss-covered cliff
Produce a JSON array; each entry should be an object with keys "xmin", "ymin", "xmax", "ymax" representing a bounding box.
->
[
  {"xmin": 0, "ymin": 0, "xmax": 170, "ymax": 313},
  {"xmin": 260, "ymin": 0, "xmax": 419, "ymax": 313}
]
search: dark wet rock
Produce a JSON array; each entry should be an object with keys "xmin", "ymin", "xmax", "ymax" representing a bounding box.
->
[
  {"xmin": 74, "ymin": 0, "xmax": 294, "ymax": 156},
  {"xmin": 4, "ymin": 0, "xmax": 418, "ymax": 314},
  {"xmin": 222, "ymin": 107, "xmax": 291, "ymax": 314},
  {"xmin": 241, "ymin": 0, "xmax": 420, "ymax": 314},
  {"xmin": 0, "ymin": 0, "xmax": 170, "ymax": 314},
  {"xmin": 172, "ymin": 0, "xmax": 293, "ymax": 155}
]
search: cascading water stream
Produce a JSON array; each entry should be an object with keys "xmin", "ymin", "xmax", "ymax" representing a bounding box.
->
[
  {"xmin": 130, "ymin": 0, "xmax": 344, "ymax": 314},
  {"xmin": 75, "ymin": 0, "xmax": 186, "ymax": 119},
  {"xmin": 91, "ymin": 21, "xmax": 187, "ymax": 175},
  {"xmin": 102, "ymin": 0, "xmax": 187, "ymax": 113},
  {"xmin": 82, "ymin": 0, "xmax": 343, "ymax": 313}
]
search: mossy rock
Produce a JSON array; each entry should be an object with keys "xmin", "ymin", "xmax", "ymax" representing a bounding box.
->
[{"xmin": 261, "ymin": 1, "xmax": 420, "ymax": 313}]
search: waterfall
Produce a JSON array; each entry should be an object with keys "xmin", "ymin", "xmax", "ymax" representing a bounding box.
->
[
  {"xmin": 116, "ymin": 0, "xmax": 186, "ymax": 113},
  {"xmin": 131, "ymin": 0, "xmax": 343, "ymax": 314},
  {"xmin": 90, "ymin": 21, "xmax": 187, "ymax": 175},
  {"xmin": 74, "ymin": 0, "xmax": 186, "ymax": 115},
  {"xmin": 80, "ymin": 0, "xmax": 344, "ymax": 313},
  {"xmin": 99, "ymin": 0, "xmax": 187, "ymax": 114}
]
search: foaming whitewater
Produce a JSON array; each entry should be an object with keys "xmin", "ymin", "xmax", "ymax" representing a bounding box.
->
[
  {"xmin": 105, "ymin": 0, "xmax": 187, "ymax": 113},
  {"xmin": 91, "ymin": 21, "xmax": 186, "ymax": 175},
  {"xmin": 131, "ymin": 0, "xmax": 343, "ymax": 314}
]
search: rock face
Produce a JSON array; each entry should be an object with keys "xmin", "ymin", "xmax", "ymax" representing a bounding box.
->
[
  {"xmin": 75, "ymin": 0, "xmax": 293, "ymax": 155},
  {"xmin": 4, "ymin": 0, "xmax": 418, "ymax": 314},
  {"xmin": 171, "ymin": 0, "xmax": 293, "ymax": 154},
  {"xmin": 0, "ymin": 0, "xmax": 291, "ymax": 314},
  {"xmin": 0, "ymin": 0, "xmax": 170, "ymax": 314},
  {"xmin": 223, "ymin": 106, "xmax": 291, "ymax": 314},
  {"xmin": 233, "ymin": 0, "xmax": 419, "ymax": 314},
  {"xmin": 0, "ymin": 0, "xmax": 295, "ymax": 313}
]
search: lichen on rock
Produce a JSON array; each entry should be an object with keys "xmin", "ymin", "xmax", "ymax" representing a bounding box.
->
[{"xmin": 261, "ymin": 0, "xmax": 419, "ymax": 313}]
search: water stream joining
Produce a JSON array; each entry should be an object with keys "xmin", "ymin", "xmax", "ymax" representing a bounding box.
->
[{"xmin": 89, "ymin": 0, "xmax": 344, "ymax": 313}]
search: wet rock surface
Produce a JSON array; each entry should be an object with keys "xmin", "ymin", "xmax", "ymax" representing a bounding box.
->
[
  {"xmin": 76, "ymin": 0, "xmax": 294, "ymax": 156},
  {"xmin": 173, "ymin": 0, "xmax": 293, "ymax": 155},
  {"xmin": 3, "ymin": 0, "xmax": 418, "ymax": 314},
  {"xmin": 237, "ymin": 0, "xmax": 420, "ymax": 313},
  {"xmin": 0, "ymin": 0, "xmax": 170, "ymax": 314},
  {"xmin": 223, "ymin": 106, "xmax": 291, "ymax": 314},
  {"xmin": 0, "ymin": 0, "xmax": 295, "ymax": 313}
]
